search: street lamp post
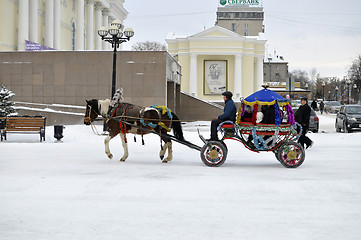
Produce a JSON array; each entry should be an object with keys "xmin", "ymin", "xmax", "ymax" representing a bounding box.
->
[
  {"xmin": 305, "ymin": 83, "xmax": 309, "ymax": 99},
  {"xmin": 98, "ymin": 20, "xmax": 134, "ymax": 98},
  {"xmin": 353, "ymin": 83, "xmax": 358, "ymax": 103},
  {"xmin": 346, "ymin": 79, "xmax": 351, "ymax": 104},
  {"xmin": 322, "ymin": 82, "xmax": 326, "ymax": 101},
  {"xmin": 335, "ymin": 86, "xmax": 339, "ymax": 101}
]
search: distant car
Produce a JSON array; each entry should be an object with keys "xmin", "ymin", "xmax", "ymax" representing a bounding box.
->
[
  {"xmin": 293, "ymin": 107, "xmax": 319, "ymax": 133},
  {"xmin": 335, "ymin": 105, "xmax": 361, "ymax": 133},
  {"xmin": 291, "ymin": 100, "xmax": 301, "ymax": 107},
  {"xmin": 324, "ymin": 101, "xmax": 342, "ymax": 113}
]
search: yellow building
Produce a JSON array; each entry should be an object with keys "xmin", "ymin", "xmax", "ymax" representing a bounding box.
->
[
  {"xmin": 0, "ymin": 0, "xmax": 128, "ymax": 51},
  {"xmin": 166, "ymin": 26, "xmax": 266, "ymax": 102}
]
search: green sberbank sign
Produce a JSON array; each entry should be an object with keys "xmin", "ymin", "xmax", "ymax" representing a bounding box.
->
[{"xmin": 220, "ymin": 0, "xmax": 260, "ymax": 5}]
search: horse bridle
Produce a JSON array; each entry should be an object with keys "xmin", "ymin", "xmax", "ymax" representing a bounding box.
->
[{"xmin": 84, "ymin": 104, "xmax": 98, "ymax": 124}]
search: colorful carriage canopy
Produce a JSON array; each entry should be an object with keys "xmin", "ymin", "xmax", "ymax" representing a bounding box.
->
[{"xmin": 243, "ymin": 88, "xmax": 290, "ymax": 106}]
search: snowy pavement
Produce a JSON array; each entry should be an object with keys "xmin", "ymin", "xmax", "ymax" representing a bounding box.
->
[{"xmin": 1, "ymin": 114, "xmax": 361, "ymax": 240}]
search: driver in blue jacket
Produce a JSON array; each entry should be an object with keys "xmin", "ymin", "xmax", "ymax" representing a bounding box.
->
[{"xmin": 209, "ymin": 91, "xmax": 237, "ymax": 141}]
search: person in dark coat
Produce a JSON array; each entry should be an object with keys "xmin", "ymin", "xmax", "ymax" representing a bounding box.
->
[
  {"xmin": 319, "ymin": 100, "xmax": 325, "ymax": 114},
  {"xmin": 260, "ymin": 105, "xmax": 275, "ymax": 124},
  {"xmin": 294, "ymin": 97, "xmax": 314, "ymax": 149},
  {"xmin": 209, "ymin": 91, "xmax": 237, "ymax": 141},
  {"xmin": 311, "ymin": 100, "xmax": 318, "ymax": 111}
]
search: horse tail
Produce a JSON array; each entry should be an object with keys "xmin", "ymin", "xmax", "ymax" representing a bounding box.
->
[{"xmin": 171, "ymin": 112, "xmax": 185, "ymax": 141}]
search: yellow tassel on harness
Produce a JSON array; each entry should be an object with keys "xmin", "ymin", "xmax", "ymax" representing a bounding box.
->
[
  {"xmin": 158, "ymin": 122, "xmax": 171, "ymax": 132},
  {"xmin": 154, "ymin": 105, "xmax": 172, "ymax": 115}
]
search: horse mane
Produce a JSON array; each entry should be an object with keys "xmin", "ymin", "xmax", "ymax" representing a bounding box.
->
[{"xmin": 98, "ymin": 99, "xmax": 110, "ymax": 117}]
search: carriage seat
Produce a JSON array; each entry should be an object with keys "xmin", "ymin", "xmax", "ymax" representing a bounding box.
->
[
  {"xmin": 238, "ymin": 122, "xmax": 293, "ymax": 136},
  {"xmin": 219, "ymin": 121, "xmax": 294, "ymax": 136}
]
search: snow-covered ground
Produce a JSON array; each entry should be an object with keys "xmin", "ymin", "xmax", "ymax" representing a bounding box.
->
[{"xmin": 1, "ymin": 114, "xmax": 361, "ymax": 240}]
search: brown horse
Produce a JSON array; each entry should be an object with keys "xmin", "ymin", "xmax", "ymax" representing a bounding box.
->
[{"xmin": 84, "ymin": 99, "xmax": 185, "ymax": 163}]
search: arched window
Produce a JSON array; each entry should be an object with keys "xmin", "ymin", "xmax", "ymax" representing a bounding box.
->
[{"xmin": 72, "ymin": 22, "xmax": 76, "ymax": 50}]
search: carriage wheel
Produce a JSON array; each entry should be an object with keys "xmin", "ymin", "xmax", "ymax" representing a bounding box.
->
[
  {"xmin": 200, "ymin": 141, "xmax": 228, "ymax": 167},
  {"xmin": 277, "ymin": 141, "xmax": 305, "ymax": 168}
]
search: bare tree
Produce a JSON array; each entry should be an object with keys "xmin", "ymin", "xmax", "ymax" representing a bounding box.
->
[
  {"xmin": 290, "ymin": 69, "xmax": 310, "ymax": 88},
  {"xmin": 347, "ymin": 55, "xmax": 361, "ymax": 103},
  {"xmin": 131, "ymin": 41, "xmax": 167, "ymax": 51},
  {"xmin": 309, "ymin": 68, "xmax": 319, "ymax": 82}
]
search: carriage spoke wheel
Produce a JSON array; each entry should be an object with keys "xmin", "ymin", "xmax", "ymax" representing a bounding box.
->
[
  {"xmin": 277, "ymin": 141, "xmax": 305, "ymax": 168},
  {"xmin": 200, "ymin": 141, "xmax": 228, "ymax": 167}
]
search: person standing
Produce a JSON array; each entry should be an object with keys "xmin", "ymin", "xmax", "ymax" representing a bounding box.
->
[
  {"xmin": 319, "ymin": 100, "xmax": 325, "ymax": 114},
  {"xmin": 209, "ymin": 91, "xmax": 237, "ymax": 141},
  {"xmin": 294, "ymin": 97, "xmax": 314, "ymax": 149},
  {"xmin": 311, "ymin": 99, "xmax": 318, "ymax": 111}
]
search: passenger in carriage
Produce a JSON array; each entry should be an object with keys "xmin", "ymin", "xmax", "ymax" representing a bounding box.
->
[
  {"xmin": 260, "ymin": 105, "xmax": 276, "ymax": 124},
  {"xmin": 209, "ymin": 91, "xmax": 237, "ymax": 141},
  {"xmin": 241, "ymin": 105, "xmax": 253, "ymax": 122}
]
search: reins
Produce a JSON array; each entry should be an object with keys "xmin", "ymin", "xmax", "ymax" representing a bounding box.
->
[{"xmin": 86, "ymin": 105, "xmax": 105, "ymax": 136}]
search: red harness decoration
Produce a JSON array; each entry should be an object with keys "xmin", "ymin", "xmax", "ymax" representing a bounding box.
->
[
  {"xmin": 112, "ymin": 103, "xmax": 132, "ymax": 144},
  {"xmin": 119, "ymin": 122, "xmax": 127, "ymax": 143},
  {"xmin": 111, "ymin": 105, "xmax": 120, "ymax": 117},
  {"xmin": 252, "ymin": 104, "xmax": 259, "ymax": 125}
]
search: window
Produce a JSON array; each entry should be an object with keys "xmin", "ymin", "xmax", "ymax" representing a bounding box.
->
[
  {"xmin": 235, "ymin": 13, "xmax": 240, "ymax": 18},
  {"xmin": 72, "ymin": 22, "xmax": 75, "ymax": 50},
  {"xmin": 232, "ymin": 23, "xmax": 236, "ymax": 32}
]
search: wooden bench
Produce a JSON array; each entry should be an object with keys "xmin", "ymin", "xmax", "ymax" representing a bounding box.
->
[{"xmin": 0, "ymin": 116, "xmax": 46, "ymax": 142}]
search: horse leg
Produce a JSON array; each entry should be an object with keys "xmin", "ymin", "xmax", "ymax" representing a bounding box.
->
[
  {"xmin": 162, "ymin": 141, "xmax": 173, "ymax": 163},
  {"xmin": 119, "ymin": 133, "xmax": 129, "ymax": 162},
  {"xmin": 159, "ymin": 140, "xmax": 167, "ymax": 161},
  {"xmin": 104, "ymin": 135, "xmax": 114, "ymax": 159},
  {"xmin": 160, "ymin": 131, "xmax": 173, "ymax": 162},
  {"xmin": 104, "ymin": 122, "xmax": 119, "ymax": 160}
]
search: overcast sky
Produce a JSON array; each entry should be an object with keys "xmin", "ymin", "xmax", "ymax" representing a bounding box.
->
[{"xmin": 122, "ymin": 0, "xmax": 361, "ymax": 79}]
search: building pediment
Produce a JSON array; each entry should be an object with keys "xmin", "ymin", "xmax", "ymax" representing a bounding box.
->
[{"xmin": 190, "ymin": 26, "xmax": 244, "ymax": 40}]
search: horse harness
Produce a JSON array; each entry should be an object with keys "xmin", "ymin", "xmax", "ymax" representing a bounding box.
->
[{"xmin": 108, "ymin": 103, "xmax": 134, "ymax": 143}]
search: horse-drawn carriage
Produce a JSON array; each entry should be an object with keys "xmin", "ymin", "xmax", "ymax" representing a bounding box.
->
[
  {"xmin": 198, "ymin": 88, "xmax": 305, "ymax": 168},
  {"xmin": 84, "ymin": 88, "xmax": 305, "ymax": 168}
]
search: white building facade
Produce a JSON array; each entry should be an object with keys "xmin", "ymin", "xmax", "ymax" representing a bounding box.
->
[
  {"xmin": 167, "ymin": 26, "xmax": 266, "ymax": 102},
  {"xmin": 0, "ymin": 0, "xmax": 128, "ymax": 51}
]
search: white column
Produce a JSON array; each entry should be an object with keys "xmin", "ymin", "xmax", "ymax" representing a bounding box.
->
[
  {"xmin": 86, "ymin": 0, "xmax": 94, "ymax": 50},
  {"xmin": 18, "ymin": 0, "xmax": 29, "ymax": 51},
  {"xmin": 189, "ymin": 54, "xmax": 198, "ymax": 96},
  {"xmin": 108, "ymin": 16, "xmax": 114, "ymax": 50},
  {"xmin": 94, "ymin": 3, "xmax": 103, "ymax": 50},
  {"xmin": 255, "ymin": 56, "xmax": 264, "ymax": 91},
  {"xmin": 29, "ymin": 0, "xmax": 38, "ymax": 44},
  {"xmin": 234, "ymin": 54, "xmax": 243, "ymax": 100},
  {"xmin": 54, "ymin": 0, "xmax": 61, "ymax": 49},
  {"xmin": 76, "ymin": 0, "xmax": 85, "ymax": 50},
  {"xmin": 102, "ymin": 9, "xmax": 109, "ymax": 50},
  {"xmin": 45, "ymin": 0, "xmax": 54, "ymax": 48}
]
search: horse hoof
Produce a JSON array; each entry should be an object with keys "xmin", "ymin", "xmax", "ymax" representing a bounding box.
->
[
  {"xmin": 162, "ymin": 160, "xmax": 168, "ymax": 163},
  {"xmin": 120, "ymin": 158, "xmax": 126, "ymax": 162},
  {"xmin": 108, "ymin": 154, "xmax": 113, "ymax": 159},
  {"xmin": 160, "ymin": 155, "xmax": 164, "ymax": 160}
]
